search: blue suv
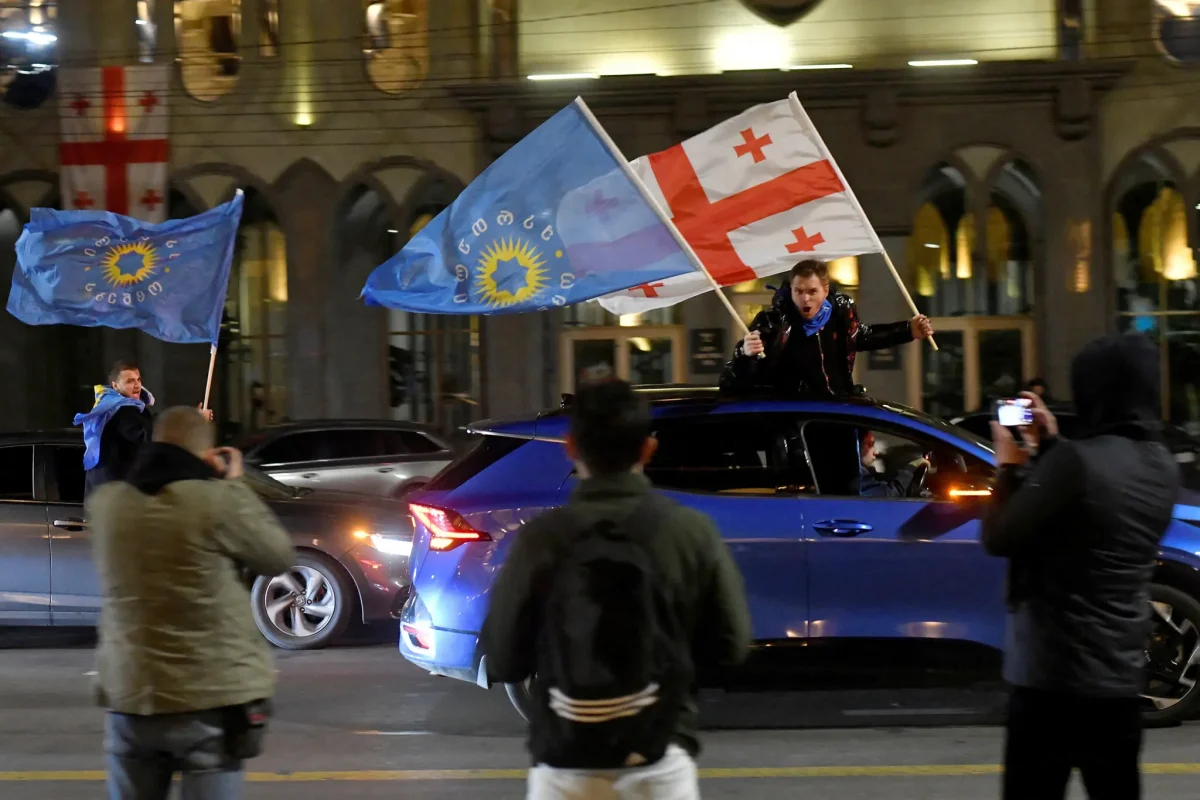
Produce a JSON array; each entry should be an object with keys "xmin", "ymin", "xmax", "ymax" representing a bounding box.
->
[{"xmin": 400, "ymin": 388, "xmax": 1200, "ymax": 726}]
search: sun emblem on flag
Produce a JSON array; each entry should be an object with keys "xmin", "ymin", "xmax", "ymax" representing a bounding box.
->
[
  {"xmin": 475, "ymin": 236, "xmax": 549, "ymax": 308},
  {"xmin": 100, "ymin": 241, "xmax": 159, "ymax": 287}
]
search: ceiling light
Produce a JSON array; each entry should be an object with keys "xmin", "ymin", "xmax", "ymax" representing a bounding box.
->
[
  {"xmin": 924, "ymin": 243, "xmax": 940, "ymax": 249},
  {"xmin": 785, "ymin": 64, "xmax": 852, "ymax": 71},
  {"xmin": 527, "ymin": 73, "xmax": 599, "ymax": 81},
  {"xmin": 909, "ymin": 59, "xmax": 978, "ymax": 67}
]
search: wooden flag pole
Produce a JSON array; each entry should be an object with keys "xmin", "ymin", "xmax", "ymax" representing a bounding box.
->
[
  {"xmin": 572, "ymin": 97, "xmax": 754, "ymax": 341},
  {"xmin": 786, "ymin": 93, "xmax": 937, "ymax": 352},
  {"xmin": 201, "ymin": 343, "xmax": 217, "ymax": 411}
]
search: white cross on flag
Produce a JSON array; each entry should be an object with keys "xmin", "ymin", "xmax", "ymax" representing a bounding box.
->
[
  {"xmin": 597, "ymin": 92, "xmax": 882, "ymax": 316},
  {"xmin": 58, "ymin": 65, "xmax": 170, "ymax": 223}
]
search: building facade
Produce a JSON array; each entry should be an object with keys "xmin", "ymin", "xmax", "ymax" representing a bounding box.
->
[{"xmin": 0, "ymin": 0, "xmax": 1195, "ymax": 438}]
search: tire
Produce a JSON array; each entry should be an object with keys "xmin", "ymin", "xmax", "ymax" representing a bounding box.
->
[
  {"xmin": 505, "ymin": 679, "xmax": 535, "ymax": 722},
  {"xmin": 251, "ymin": 552, "xmax": 354, "ymax": 650},
  {"xmin": 1142, "ymin": 583, "xmax": 1200, "ymax": 727}
]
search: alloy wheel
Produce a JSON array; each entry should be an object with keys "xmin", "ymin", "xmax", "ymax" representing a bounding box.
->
[
  {"xmin": 1142, "ymin": 599, "xmax": 1200, "ymax": 714},
  {"xmin": 261, "ymin": 566, "xmax": 337, "ymax": 639}
]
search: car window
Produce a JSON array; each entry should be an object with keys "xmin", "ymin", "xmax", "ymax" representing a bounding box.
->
[
  {"xmin": 803, "ymin": 420, "xmax": 994, "ymax": 501},
  {"xmin": 397, "ymin": 430, "xmax": 445, "ymax": 455},
  {"xmin": 324, "ymin": 430, "xmax": 391, "ymax": 460},
  {"xmin": 0, "ymin": 445, "xmax": 34, "ymax": 501},
  {"xmin": 646, "ymin": 415, "xmax": 815, "ymax": 496},
  {"xmin": 51, "ymin": 446, "xmax": 85, "ymax": 504},
  {"xmin": 255, "ymin": 432, "xmax": 332, "ymax": 465}
]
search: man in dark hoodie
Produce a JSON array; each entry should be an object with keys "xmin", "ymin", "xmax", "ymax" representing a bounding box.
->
[
  {"xmin": 719, "ymin": 259, "xmax": 934, "ymax": 396},
  {"xmin": 981, "ymin": 333, "xmax": 1180, "ymax": 800}
]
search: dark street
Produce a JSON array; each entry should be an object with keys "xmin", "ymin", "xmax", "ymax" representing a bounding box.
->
[{"xmin": 1, "ymin": 629, "xmax": 1198, "ymax": 799}]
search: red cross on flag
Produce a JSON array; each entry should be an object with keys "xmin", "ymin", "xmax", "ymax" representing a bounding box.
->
[
  {"xmin": 58, "ymin": 65, "xmax": 170, "ymax": 223},
  {"xmin": 597, "ymin": 92, "xmax": 882, "ymax": 316}
]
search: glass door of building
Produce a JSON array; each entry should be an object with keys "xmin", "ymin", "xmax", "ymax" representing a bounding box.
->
[
  {"xmin": 559, "ymin": 326, "xmax": 686, "ymax": 392},
  {"xmin": 905, "ymin": 317, "xmax": 1037, "ymax": 418}
]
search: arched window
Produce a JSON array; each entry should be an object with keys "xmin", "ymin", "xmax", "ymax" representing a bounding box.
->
[
  {"xmin": 175, "ymin": 0, "xmax": 241, "ymax": 101},
  {"xmin": 907, "ymin": 163, "xmax": 1035, "ymax": 318},
  {"xmin": 363, "ymin": 0, "xmax": 429, "ymax": 93},
  {"xmin": 1154, "ymin": 0, "xmax": 1200, "ymax": 64},
  {"xmin": 137, "ymin": 1, "xmax": 156, "ymax": 63},
  {"xmin": 1112, "ymin": 152, "xmax": 1200, "ymax": 426},
  {"xmin": 0, "ymin": 0, "xmax": 57, "ymax": 109},
  {"xmin": 386, "ymin": 206, "xmax": 481, "ymax": 436},
  {"xmin": 219, "ymin": 187, "xmax": 287, "ymax": 437}
]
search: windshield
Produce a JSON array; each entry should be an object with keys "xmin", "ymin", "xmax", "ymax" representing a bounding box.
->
[{"xmin": 243, "ymin": 465, "xmax": 300, "ymax": 500}]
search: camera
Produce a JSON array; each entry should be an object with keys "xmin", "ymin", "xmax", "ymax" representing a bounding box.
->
[{"xmin": 995, "ymin": 398, "xmax": 1035, "ymax": 428}]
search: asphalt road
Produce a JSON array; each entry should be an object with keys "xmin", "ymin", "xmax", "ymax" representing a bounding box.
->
[{"xmin": 2, "ymin": 627, "xmax": 1199, "ymax": 799}]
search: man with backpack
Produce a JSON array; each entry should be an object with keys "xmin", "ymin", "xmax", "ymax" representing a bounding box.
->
[{"xmin": 480, "ymin": 379, "xmax": 752, "ymax": 799}]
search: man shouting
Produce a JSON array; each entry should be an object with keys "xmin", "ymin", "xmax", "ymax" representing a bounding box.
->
[{"xmin": 719, "ymin": 259, "xmax": 934, "ymax": 397}]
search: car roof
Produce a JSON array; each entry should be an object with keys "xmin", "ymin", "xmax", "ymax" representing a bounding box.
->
[
  {"xmin": 257, "ymin": 419, "xmax": 443, "ymax": 434},
  {"xmin": 0, "ymin": 430, "xmax": 82, "ymax": 447},
  {"xmin": 472, "ymin": 385, "xmax": 989, "ymax": 449}
]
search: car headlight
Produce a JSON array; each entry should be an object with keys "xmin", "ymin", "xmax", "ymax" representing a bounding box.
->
[{"xmin": 353, "ymin": 529, "xmax": 412, "ymax": 556}]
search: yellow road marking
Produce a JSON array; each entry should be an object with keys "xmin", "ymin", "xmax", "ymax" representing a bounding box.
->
[{"xmin": 2, "ymin": 764, "xmax": 1200, "ymax": 781}]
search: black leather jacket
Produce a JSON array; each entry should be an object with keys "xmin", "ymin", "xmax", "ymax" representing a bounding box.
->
[
  {"xmin": 981, "ymin": 333, "xmax": 1181, "ymax": 697},
  {"xmin": 719, "ymin": 286, "xmax": 913, "ymax": 396}
]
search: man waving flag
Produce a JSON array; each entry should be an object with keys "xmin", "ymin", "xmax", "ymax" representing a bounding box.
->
[{"xmin": 597, "ymin": 93, "xmax": 883, "ymax": 316}]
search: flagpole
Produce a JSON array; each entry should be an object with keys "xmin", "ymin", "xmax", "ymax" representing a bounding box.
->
[
  {"xmin": 786, "ymin": 93, "xmax": 937, "ymax": 352},
  {"xmin": 572, "ymin": 97, "xmax": 754, "ymax": 340},
  {"xmin": 201, "ymin": 343, "xmax": 217, "ymax": 411}
]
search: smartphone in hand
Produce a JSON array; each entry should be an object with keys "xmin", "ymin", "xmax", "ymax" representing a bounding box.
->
[{"xmin": 995, "ymin": 397, "xmax": 1035, "ymax": 428}]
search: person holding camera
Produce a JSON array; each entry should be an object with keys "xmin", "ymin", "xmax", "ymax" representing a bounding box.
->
[
  {"xmin": 87, "ymin": 406, "xmax": 295, "ymax": 800},
  {"xmin": 981, "ymin": 333, "xmax": 1180, "ymax": 800}
]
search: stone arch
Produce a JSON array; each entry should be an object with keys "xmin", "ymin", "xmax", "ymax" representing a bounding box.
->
[
  {"xmin": 0, "ymin": 169, "xmax": 59, "ymax": 219},
  {"xmin": 907, "ymin": 153, "xmax": 977, "ymax": 223},
  {"xmin": 171, "ymin": 161, "xmax": 277, "ymax": 210}
]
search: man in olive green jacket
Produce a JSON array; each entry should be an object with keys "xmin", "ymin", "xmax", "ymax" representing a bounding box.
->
[{"xmin": 88, "ymin": 406, "xmax": 295, "ymax": 800}]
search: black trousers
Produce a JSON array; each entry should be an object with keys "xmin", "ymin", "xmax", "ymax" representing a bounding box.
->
[{"xmin": 1003, "ymin": 687, "xmax": 1143, "ymax": 800}]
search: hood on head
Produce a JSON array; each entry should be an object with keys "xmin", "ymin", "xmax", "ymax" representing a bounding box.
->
[{"xmin": 1071, "ymin": 333, "xmax": 1160, "ymax": 436}]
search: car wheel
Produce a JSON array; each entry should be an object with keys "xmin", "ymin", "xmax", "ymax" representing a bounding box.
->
[
  {"xmin": 505, "ymin": 679, "xmax": 535, "ymax": 721},
  {"xmin": 251, "ymin": 552, "xmax": 354, "ymax": 650},
  {"xmin": 1141, "ymin": 583, "xmax": 1200, "ymax": 727}
]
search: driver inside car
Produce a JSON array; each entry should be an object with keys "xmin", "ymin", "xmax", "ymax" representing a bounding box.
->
[{"xmin": 858, "ymin": 430, "xmax": 931, "ymax": 498}]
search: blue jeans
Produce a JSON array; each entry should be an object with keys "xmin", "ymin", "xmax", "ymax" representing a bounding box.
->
[{"xmin": 105, "ymin": 710, "xmax": 244, "ymax": 800}]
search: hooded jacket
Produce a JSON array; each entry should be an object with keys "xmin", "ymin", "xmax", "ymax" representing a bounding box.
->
[
  {"xmin": 981, "ymin": 333, "xmax": 1180, "ymax": 697},
  {"xmin": 88, "ymin": 442, "xmax": 295, "ymax": 716},
  {"xmin": 77, "ymin": 385, "xmax": 156, "ymax": 496},
  {"xmin": 718, "ymin": 285, "xmax": 913, "ymax": 396}
]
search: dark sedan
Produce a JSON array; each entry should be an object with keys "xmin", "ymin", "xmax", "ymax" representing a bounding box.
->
[{"xmin": 0, "ymin": 431, "xmax": 413, "ymax": 650}]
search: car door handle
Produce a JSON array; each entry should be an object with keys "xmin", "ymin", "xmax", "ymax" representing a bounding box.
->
[
  {"xmin": 301, "ymin": 473, "xmax": 319, "ymax": 479},
  {"xmin": 377, "ymin": 467, "xmax": 394, "ymax": 473},
  {"xmin": 53, "ymin": 518, "xmax": 87, "ymax": 531},
  {"xmin": 813, "ymin": 520, "xmax": 873, "ymax": 537}
]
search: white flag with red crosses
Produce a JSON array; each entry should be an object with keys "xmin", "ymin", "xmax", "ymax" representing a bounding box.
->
[
  {"xmin": 58, "ymin": 65, "xmax": 170, "ymax": 223},
  {"xmin": 597, "ymin": 92, "xmax": 882, "ymax": 316}
]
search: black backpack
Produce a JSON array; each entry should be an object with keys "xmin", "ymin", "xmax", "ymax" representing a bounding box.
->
[{"xmin": 532, "ymin": 494, "xmax": 688, "ymax": 769}]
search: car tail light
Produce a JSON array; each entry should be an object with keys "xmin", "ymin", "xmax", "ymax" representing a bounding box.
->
[
  {"xmin": 402, "ymin": 623, "xmax": 435, "ymax": 651},
  {"xmin": 409, "ymin": 503, "xmax": 491, "ymax": 552}
]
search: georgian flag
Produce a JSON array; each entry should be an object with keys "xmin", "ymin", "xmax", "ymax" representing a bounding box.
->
[
  {"xmin": 59, "ymin": 65, "xmax": 170, "ymax": 223},
  {"xmin": 597, "ymin": 92, "xmax": 882, "ymax": 316}
]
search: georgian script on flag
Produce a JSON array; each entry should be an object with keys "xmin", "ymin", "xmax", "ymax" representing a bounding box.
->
[
  {"xmin": 597, "ymin": 93, "xmax": 880, "ymax": 316},
  {"xmin": 59, "ymin": 65, "xmax": 170, "ymax": 223}
]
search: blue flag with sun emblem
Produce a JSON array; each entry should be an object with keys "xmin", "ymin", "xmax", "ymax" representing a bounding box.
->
[
  {"xmin": 6, "ymin": 191, "xmax": 244, "ymax": 344},
  {"xmin": 360, "ymin": 99, "xmax": 697, "ymax": 314}
]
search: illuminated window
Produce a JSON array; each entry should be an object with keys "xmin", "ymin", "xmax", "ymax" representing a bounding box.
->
[
  {"xmin": 363, "ymin": 0, "xmax": 429, "ymax": 93},
  {"xmin": 175, "ymin": 0, "xmax": 241, "ymax": 101},
  {"xmin": 906, "ymin": 163, "xmax": 1035, "ymax": 317},
  {"xmin": 0, "ymin": 0, "xmax": 57, "ymax": 109},
  {"xmin": 1155, "ymin": 0, "xmax": 1200, "ymax": 64},
  {"xmin": 221, "ymin": 188, "xmax": 288, "ymax": 436},
  {"xmin": 137, "ymin": 1, "xmax": 156, "ymax": 63},
  {"xmin": 259, "ymin": 0, "xmax": 278, "ymax": 56}
]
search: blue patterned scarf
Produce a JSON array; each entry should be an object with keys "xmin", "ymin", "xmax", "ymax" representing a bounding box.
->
[{"xmin": 801, "ymin": 300, "xmax": 832, "ymax": 336}]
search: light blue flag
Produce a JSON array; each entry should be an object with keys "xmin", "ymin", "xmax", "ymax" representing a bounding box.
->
[
  {"xmin": 361, "ymin": 98, "xmax": 697, "ymax": 314},
  {"xmin": 74, "ymin": 385, "xmax": 145, "ymax": 470},
  {"xmin": 7, "ymin": 192, "xmax": 244, "ymax": 344}
]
